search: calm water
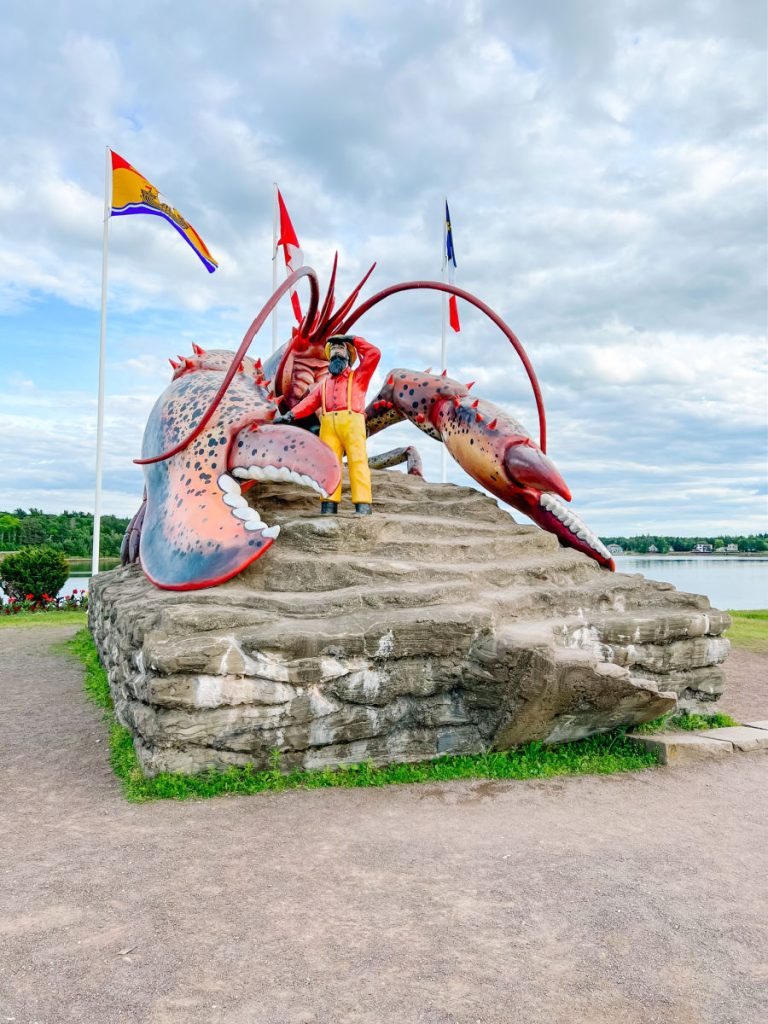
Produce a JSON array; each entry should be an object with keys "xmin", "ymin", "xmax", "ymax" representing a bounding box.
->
[{"xmin": 615, "ymin": 556, "xmax": 768, "ymax": 610}]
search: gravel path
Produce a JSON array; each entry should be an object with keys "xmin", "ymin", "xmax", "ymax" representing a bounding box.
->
[{"xmin": 1, "ymin": 626, "xmax": 766, "ymax": 1024}]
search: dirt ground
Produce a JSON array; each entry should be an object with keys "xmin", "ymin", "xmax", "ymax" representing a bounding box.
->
[{"xmin": 0, "ymin": 626, "xmax": 766, "ymax": 1024}]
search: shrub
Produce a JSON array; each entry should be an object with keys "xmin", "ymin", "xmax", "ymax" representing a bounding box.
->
[{"xmin": 0, "ymin": 545, "xmax": 69, "ymax": 602}]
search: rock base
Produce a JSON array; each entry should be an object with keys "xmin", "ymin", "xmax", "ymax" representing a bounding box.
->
[{"xmin": 89, "ymin": 471, "xmax": 730, "ymax": 775}]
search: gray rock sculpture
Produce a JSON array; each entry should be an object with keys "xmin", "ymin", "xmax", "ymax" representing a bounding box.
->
[{"xmin": 89, "ymin": 470, "xmax": 730, "ymax": 776}]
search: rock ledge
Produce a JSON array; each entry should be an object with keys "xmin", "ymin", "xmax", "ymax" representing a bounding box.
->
[{"xmin": 89, "ymin": 471, "xmax": 730, "ymax": 775}]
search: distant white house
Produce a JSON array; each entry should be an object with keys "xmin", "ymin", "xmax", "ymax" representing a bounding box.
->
[
  {"xmin": 726, "ymin": 543, "xmax": 739, "ymax": 552},
  {"xmin": 648, "ymin": 544, "xmax": 658, "ymax": 553},
  {"xmin": 607, "ymin": 544, "xmax": 623, "ymax": 555},
  {"xmin": 693, "ymin": 543, "xmax": 714, "ymax": 553}
]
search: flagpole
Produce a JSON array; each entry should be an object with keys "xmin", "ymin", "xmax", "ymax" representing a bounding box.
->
[
  {"xmin": 441, "ymin": 196, "xmax": 448, "ymax": 483},
  {"xmin": 271, "ymin": 183, "xmax": 279, "ymax": 353},
  {"xmin": 91, "ymin": 147, "xmax": 111, "ymax": 577}
]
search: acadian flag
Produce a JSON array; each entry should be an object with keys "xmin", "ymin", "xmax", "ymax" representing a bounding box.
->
[
  {"xmin": 444, "ymin": 200, "xmax": 460, "ymax": 332},
  {"xmin": 276, "ymin": 188, "xmax": 304, "ymax": 321},
  {"xmin": 110, "ymin": 150, "xmax": 218, "ymax": 273}
]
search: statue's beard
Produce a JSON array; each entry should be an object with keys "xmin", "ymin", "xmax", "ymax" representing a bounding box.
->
[{"xmin": 328, "ymin": 355, "xmax": 348, "ymax": 376}]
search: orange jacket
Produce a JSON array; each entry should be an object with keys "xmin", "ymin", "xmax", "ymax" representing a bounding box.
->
[{"xmin": 289, "ymin": 336, "xmax": 381, "ymax": 417}]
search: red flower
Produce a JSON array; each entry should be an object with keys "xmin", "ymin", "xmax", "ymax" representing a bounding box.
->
[{"xmin": 26, "ymin": 593, "xmax": 33, "ymax": 600}]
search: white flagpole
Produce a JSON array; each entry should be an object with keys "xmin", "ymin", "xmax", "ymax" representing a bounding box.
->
[
  {"xmin": 91, "ymin": 147, "xmax": 111, "ymax": 577},
  {"xmin": 271, "ymin": 183, "xmax": 279, "ymax": 354},
  {"xmin": 441, "ymin": 197, "xmax": 448, "ymax": 484}
]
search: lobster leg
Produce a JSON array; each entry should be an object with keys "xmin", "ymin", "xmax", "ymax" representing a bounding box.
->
[
  {"xmin": 120, "ymin": 491, "xmax": 147, "ymax": 565},
  {"xmin": 368, "ymin": 446, "xmax": 424, "ymax": 477}
]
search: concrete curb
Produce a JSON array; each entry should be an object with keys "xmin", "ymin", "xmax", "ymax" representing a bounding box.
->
[{"xmin": 628, "ymin": 724, "xmax": 768, "ymax": 764}]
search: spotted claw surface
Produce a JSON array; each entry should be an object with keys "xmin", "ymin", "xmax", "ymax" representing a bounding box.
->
[
  {"xmin": 137, "ymin": 350, "xmax": 341, "ymax": 590},
  {"xmin": 365, "ymin": 369, "xmax": 614, "ymax": 571}
]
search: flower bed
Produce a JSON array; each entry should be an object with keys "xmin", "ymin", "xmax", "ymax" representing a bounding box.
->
[{"xmin": 2, "ymin": 588, "xmax": 88, "ymax": 616}]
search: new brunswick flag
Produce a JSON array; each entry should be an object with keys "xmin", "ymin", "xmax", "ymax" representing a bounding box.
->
[{"xmin": 110, "ymin": 150, "xmax": 218, "ymax": 273}]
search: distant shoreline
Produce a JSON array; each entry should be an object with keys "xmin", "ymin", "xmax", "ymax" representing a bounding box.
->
[{"xmin": 614, "ymin": 551, "xmax": 767, "ymax": 559}]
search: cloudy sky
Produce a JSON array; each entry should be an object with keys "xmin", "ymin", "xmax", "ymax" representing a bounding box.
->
[{"xmin": 1, "ymin": 0, "xmax": 765, "ymax": 537}]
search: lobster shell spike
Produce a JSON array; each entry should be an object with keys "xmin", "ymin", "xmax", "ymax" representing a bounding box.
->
[
  {"xmin": 307, "ymin": 251, "xmax": 339, "ymax": 341},
  {"xmin": 324, "ymin": 261, "xmax": 377, "ymax": 336},
  {"xmin": 192, "ymin": 343, "xmax": 206, "ymax": 356},
  {"xmin": 487, "ymin": 418, "xmax": 498, "ymax": 430},
  {"xmin": 465, "ymin": 381, "xmax": 475, "ymax": 390},
  {"xmin": 441, "ymin": 369, "xmax": 448, "ymax": 377},
  {"xmin": 169, "ymin": 358, "xmax": 180, "ymax": 369},
  {"xmin": 424, "ymin": 367, "xmax": 432, "ymax": 374},
  {"xmin": 471, "ymin": 398, "xmax": 479, "ymax": 409}
]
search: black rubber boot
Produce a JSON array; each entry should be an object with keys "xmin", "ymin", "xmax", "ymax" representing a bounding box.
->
[
  {"xmin": 354, "ymin": 503, "xmax": 372, "ymax": 516},
  {"xmin": 320, "ymin": 501, "xmax": 338, "ymax": 516}
]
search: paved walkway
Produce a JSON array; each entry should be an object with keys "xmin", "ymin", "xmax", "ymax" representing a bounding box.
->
[{"xmin": 1, "ymin": 626, "xmax": 766, "ymax": 1024}]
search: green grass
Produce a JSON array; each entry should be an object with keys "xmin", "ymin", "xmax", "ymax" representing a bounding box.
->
[
  {"xmin": 68, "ymin": 627, "xmax": 112, "ymax": 709},
  {"xmin": 634, "ymin": 710, "xmax": 740, "ymax": 734},
  {"xmin": 0, "ymin": 609, "xmax": 87, "ymax": 629},
  {"xmin": 726, "ymin": 609, "xmax": 768, "ymax": 652},
  {"xmin": 65, "ymin": 628, "xmax": 660, "ymax": 803}
]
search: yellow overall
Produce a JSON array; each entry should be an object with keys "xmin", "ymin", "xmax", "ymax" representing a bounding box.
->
[{"xmin": 319, "ymin": 371, "xmax": 372, "ymax": 504}]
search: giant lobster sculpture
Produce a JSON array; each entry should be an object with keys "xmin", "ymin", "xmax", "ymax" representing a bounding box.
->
[{"xmin": 121, "ymin": 260, "xmax": 614, "ymax": 589}]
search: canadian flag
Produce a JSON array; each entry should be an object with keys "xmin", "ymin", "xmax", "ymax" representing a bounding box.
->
[{"xmin": 276, "ymin": 189, "xmax": 303, "ymax": 322}]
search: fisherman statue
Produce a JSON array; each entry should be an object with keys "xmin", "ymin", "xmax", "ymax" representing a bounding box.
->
[{"xmin": 274, "ymin": 334, "xmax": 381, "ymax": 515}]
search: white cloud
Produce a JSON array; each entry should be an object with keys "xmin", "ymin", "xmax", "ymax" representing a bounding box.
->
[{"xmin": 0, "ymin": 0, "xmax": 765, "ymax": 539}]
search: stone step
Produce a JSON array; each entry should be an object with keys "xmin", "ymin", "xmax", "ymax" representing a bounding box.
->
[
  {"xmin": 255, "ymin": 546, "xmax": 600, "ymax": 594},
  {"xmin": 242, "ymin": 577, "xmax": 484, "ymax": 618},
  {"xmin": 627, "ymin": 732, "xmax": 735, "ymax": 765},
  {"xmin": 373, "ymin": 496, "xmax": 512, "ymax": 525},
  {"xmin": 475, "ymin": 576, "xmax": 712, "ymax": 623},
  {"xmin": 368, "ymin": 529, "xmax": 561, "ymax": 564},
  {"xmin": 252, "ymin": 473, "xmax": 512, "ymax": 525},
  {"xmin": 704, "ymin": 726, "xmax": 768, "ymax": 752},
  {"xmin": 260, "ymin": 550, "xmax": 605, "ymax": 611},
  {"xmin": 272, "ymin": 508, "xmax": 517, "ymax": 540}
]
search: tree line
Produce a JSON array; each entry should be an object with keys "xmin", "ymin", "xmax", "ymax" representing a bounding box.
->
[
  {"xmin": 599, "ymin": 533, "xmax": 768, "ymax": 553},
  {"xmin": 2, "ymin": 510, "xmax": 765, "ymax": 558},
  {"xmin": 0, "ymin": 509, "xmax": 130, "ymax": 558}
]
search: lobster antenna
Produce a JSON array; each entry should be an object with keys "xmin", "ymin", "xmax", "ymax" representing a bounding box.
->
[
  {"xmin": 135, "ymin": 266, "xmax": 320, "ymax": 466},
  {"xmin": 339, "ymin": 280, "xmax": 548, "ymax": 453}
]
